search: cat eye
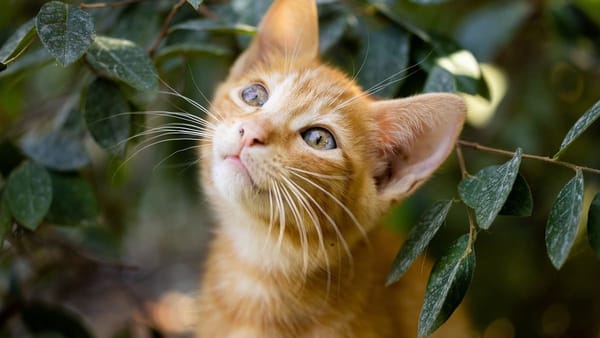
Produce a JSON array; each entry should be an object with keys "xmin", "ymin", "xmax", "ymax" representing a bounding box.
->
[
  {"xmin": 241, "ymin": 83, "xmax": 268, "ymax": 107},
  {"xmin": 301, "ymin": 127, "xmax": 337, "ymax": 150}
]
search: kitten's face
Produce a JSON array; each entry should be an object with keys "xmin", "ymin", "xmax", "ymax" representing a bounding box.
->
[
  {"xmin": 202, "ymin": 63, "xmax": 381, "ymax": 242},
  {"xmin": 198, "ymin": 0, "xmax": 465, "ymax": 254}
]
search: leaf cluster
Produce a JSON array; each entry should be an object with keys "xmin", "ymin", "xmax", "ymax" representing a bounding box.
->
[
  {"xmin": 387, "ymin": 100, "xmax": 600, "ymax": 336},
  {"xmin": 0, "ymin": 0, "xmax": 599, "ymax": 337}
]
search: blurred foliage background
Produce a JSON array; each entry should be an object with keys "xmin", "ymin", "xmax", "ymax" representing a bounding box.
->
[{"xmin": 0, "ymin": 0, "xmax": 599, "ymax": 337}]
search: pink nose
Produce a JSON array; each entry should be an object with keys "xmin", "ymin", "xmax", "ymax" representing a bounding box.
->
[{"xmin": 238, "ymin": 122, "xmax": 266, "ymax": 147}]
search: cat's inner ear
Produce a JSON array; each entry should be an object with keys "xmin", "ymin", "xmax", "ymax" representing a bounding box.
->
[
  {"xmin": 229, "ymin": 0, "xmax": 319, "ymax": 78},
  {"xmin": 372, "ymin": 93, "xmax": 466, "ymax": 204}
]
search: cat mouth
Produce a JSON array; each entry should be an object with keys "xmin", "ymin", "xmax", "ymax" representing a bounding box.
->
[{"xmin": 223, "ymin": 155, "xmax": 256, "ymax": 186}]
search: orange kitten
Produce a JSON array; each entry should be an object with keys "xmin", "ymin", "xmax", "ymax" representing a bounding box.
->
[{"xmin": 196, "ymin": 0, "xmax": 471, "ymax": 337}]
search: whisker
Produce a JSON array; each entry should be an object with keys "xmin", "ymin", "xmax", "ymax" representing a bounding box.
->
[
  {"xmin": 286, "ymin": 166, "xmax": 348, "ymax": 180},
  {"xmin": 334, "ymin": 52, "xmax": 433, "ymax": 111},
  {"xmin": 158, "ymin": 89, "xmax": 222, "ymax": 122},
  {"xmin": 186, "ymin": 63, "xmax": 212, "ymax": 108},
  {"xmin": 279, "ymin": 181, "xmax": 310, "ymax": 277},
  {"xmin": 280, "ymin": 175, "xmax": 332, "ymax": 297},
  {"xmin": 116, "ymin": 110, "xmax": 215, "ymax": 130},
  {"xmin": 272, "ymin": 181, "xmax": 287, "ymax": 253},
  {"xmin": 153, "ymin": 144, "xmax": 202, "ymax": 171},
  {"xmin": 289, "ymin": 171, "xmax": 368, "ymax": 245}
]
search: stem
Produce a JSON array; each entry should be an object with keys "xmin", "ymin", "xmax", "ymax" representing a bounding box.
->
[
  {"xmin": 80, "ymin": 0, "xmax": 146, "ymax": 9},
  {"xmin": 458, "ymin": 140, "xmax": 600, "ymax": 175},
  {"xmin": 455, "ymin": 145, "xmax": 478, "ymax": 248},
  {"xmin": 148, "ymin": 0, "xmax": 188, "ymax": 57}
]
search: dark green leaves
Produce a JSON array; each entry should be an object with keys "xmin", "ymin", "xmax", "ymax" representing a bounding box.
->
[
  {"xmin": 424, "ymin": 66, "xmax": 457, "ymax": 93},
  {"xmin": 459, "ymin": 148, "xmax": 522, "ymax": 229},
  {"xmin": 0, "ymin": 19, "xmax": 36, "ymax": 63},
  {"xmin": 408, "ymin": 0, "xmax": 451, "ymax": 4},
  {"xmin": 387, "ymin": 200, "xmax": 453, "ymax": 285},
  {"xmin": 499, "ymin": 174, "xmax": 533, "ymax": 217},
  {"xmin": 0, "ymin": 195, "xmax": 11, "ymax": 244},
  {"xmin": 5, "ymin": 162, "xmax": 53, "ymax": 230},
  {"xmin": 545, "ymin": 169, "xmax": 584, "ymax": 269},
  {"xmin": 84, "ymin": 79, "xmax": 131, "ymax": 156},
  {"xmin": 418, "ymin": 234, "xmax": 475, "ymax": 338},
  {"xmin": 588, "ymin": 193, "xmax": 600, "ymax": 258},
  {"xmin": 36, "ymin": 1, "xmax": 95, "ymax": 66},
  {"xmin": 355, "ymin": 19, "xmax": 410, "ymax": 98},
  {"xmin": 20, "ymin": 110, "xmax": 89, "ymax": 171},
  {"xmin": 555, "ymin": 99, "xmax": 600, "ymax": 158},
  {"xmin": 170, "ymin": 20, "xmax": 256, "ymax": 35},
  {"xmin": 86, "ymin": 36, "xmax": 158, "ymax": 91},
  {"xmin": 46, "ymin": 174, "xmax": 97, "ymax": 227}
]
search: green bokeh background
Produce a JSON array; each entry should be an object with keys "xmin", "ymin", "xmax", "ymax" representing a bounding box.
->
[{"xmin": 1, "ymin": 0, "xmax": 599, "ymax": 337}]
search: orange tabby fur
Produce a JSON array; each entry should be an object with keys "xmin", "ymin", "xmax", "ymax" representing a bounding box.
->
[{"xmin": 196, "ymin": 1, "xmax": 472, "ymax": 337}]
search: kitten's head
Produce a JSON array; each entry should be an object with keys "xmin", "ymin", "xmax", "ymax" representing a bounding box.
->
[{"xmin": 200, "ymin": 0, "xmax": 465, "ymax": 249}]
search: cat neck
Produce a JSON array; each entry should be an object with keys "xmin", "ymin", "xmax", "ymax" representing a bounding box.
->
[{"xmin": 213, "ymin": 206, "xmax": 353, "ymax": 275}]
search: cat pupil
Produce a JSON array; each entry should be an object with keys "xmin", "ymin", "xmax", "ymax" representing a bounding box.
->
[{"xmin": 302, "ymin": 128, "xmax": 336, "ymax": 150}]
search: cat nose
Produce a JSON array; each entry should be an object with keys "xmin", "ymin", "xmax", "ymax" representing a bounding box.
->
[{"xmin": 238, "ymin": 122, "xmax": 266, "ymax": 147}]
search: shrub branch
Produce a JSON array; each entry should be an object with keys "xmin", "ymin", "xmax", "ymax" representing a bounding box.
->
[{"xmin": 457, "ymin": 140, "xmax": 600, "ymax": 175}]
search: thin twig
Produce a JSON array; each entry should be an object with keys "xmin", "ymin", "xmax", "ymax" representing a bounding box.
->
[
  {"xmin": 455, "ymin": 144, "xmax": 469, "ymax": 178},
  {"xmin": 457, "ymin": 140, "xmax": 600, "ymax": 175},
  {"xmin": 148, "ymin": 0, "xmax": 188, "ymax": 57},
  {"xmin": 80, "ymin": 0, "xmax": 146, "ymax": 9},
  {"xmin": 197, "ymin": 5, "xmax": 219, "ymax": 20},
  {"xmin": 455, "ymin": 145, "xmax": 478, "ymax": 248}
]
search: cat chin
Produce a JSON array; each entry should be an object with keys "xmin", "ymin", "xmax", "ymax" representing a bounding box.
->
[{"xmin": 212, "ymin": 158, "xmax": 269, "ymax": 203}]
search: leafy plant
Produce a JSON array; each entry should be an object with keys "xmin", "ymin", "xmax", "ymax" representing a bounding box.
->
[{"xmin": 1, "ymin": 0, "xmax": 599, "ymax": 337}]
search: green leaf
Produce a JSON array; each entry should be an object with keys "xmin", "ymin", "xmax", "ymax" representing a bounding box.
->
[
  {"xmin": 356, "ymin": 18, "xmax": 410, "ymax": 98},
  {"xmin": 499, "ymin": 173, "xmax": 533, "ymax": 217},
  {"xmin": 386, "ymin": 200, "xmax": 453, "ymax": 285},
  {"xmin": 5, "ymin": 162, "xmax": 53, "ymax": 231},
  {"xmin": 418, "ymin": 234, "xmax": 475, "ymax": 338},
  {"xmin": 46, "ymin": 174, "xmax": 97, "ymax": 226},
  {"xmin": 22, "ymin": 301, "xmax": 93, "ymax": 338},
  {"xmin": 36, "ymin": 1, "xmax": 95, "ymax": 66},
  {"xmin": 85, "ymin": 36, "xmax": 158, "ymax": 91},
  {"xmin": 187, "ymin": 0, "xmax": 203, "ymax": 9},
  {"xmin": 554, "ymin": 99, "xmax": 600, "ymax": 158},
  {"xmin": 0, "ymin": 19, "xmax": 36, "ymax": 63},
  {"xmin": 54, "ymin": 225, "xmax": 120, "ymax": 262},
  {"xmin": 231, "ymin": 0, "xmax": 271, "ymax": 47},
  {"xmin": 20, "ymin": 110, "xmax": 89, "ymax": 171},
  {"xmin": 424, "ymin": 66, "xmax": 457, "ymax": 93},
  {"xmin": 84, "ymin": 78, "xmax": 131, "ymax": 156},
  {"xmin": 408, "ymin": 0, "xmax": 451, "ymax": 4},
  {"xmin": 458, "ymin": 148, "xmax": 522, "ymax": 229},
  {"xmin": 0, "ymin": 48, "xmax": 53, "ymax": 79},
  {"xmin": 155, "ymin": 43, "xmax": 234, "ymax": 60},
  {"xmin": 588, "ymin": 193, "xmax": 600, "ymax": 258},
  {"xmin": 0, "ymin": 194, "xmax": 12, "ymax": 245},
  {"xmin": 456, "ymin": 2, "xmax": 531, "ymax": 61},
  {"xmin": 170, "ymin": 19, "xmax": 257, "ymax": 35},
  {"xmin": 318, "ymin": 3, "xmax": 350, "ymax": 54},
  {"xmin": 545, "ymin": 169, "xmax": 584, "ymax": 269},
  {"xmin": 110, "ymin": 2, "xmax": 162, "ymax": 47}
]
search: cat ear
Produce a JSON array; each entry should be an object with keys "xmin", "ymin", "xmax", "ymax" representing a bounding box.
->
[
  {"xmin": 371, "ymin": 93, "xmax": 466, "ymax": 205},
  {"xmin": 229, "ymin": 0, "xmax": 319, "ymax": 79}
]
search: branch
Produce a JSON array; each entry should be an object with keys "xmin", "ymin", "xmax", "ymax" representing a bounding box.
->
[
  {"xmin": 148, "ymin": 0, "xmax": 188, "ymax": 57},
  {"xmin": 457, "ymin": 140, "xmax": 600, "ymax": 175},
  {"xmin": 455, "ymin": 145, "xmax": 478, "ymax": 248},
  {"xmin": 80, "ymin": 0, "xmax": 146, "ymax": 9}
]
